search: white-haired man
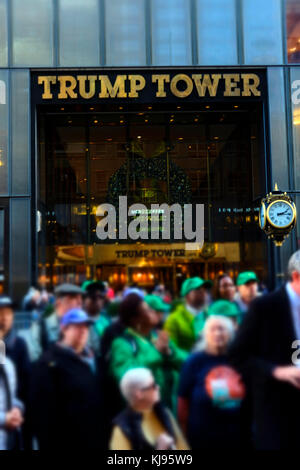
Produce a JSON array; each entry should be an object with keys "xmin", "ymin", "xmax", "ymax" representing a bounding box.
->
[
  {"xmin": 110, "ymin": 368, "xmax": 188, "ymax": 450},
  {"xmin": 230, "ymin": 249, "xmax": 300, "ymax": 450}
]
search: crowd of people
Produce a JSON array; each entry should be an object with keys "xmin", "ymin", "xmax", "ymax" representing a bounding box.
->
[{"xmin": 1, "ymin": 251, "xmax": 300, "ymax": 450}]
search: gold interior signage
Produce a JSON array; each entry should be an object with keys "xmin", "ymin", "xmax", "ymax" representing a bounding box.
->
[{"xmin": 36, "ymin": 72, "xmax": 262, "ymax": 101}]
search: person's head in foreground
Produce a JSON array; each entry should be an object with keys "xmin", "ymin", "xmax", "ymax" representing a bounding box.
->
[
  {"xmin": 60, "ymin": 308, "xmax": 93, "ymax": 353},
  {"xmin": 152, "ymin": 284, "xmax": 166, "ymax": 299},
  {"xmin": 110, "ymin": 368, "xmax": 189, "ymax": 451},
  {"xmin": 120, "ymin": 368, "xmax": 160, "ymax": 412},
  {"xmin": 236, "ymin": 271, "xmax": 258, "ymax": 305},
  {"xmin": 213, "ymin": 274, "xmax": 236, "ymax": 302},
  {"xmin": 0, "ymin": 297, "xmax": 15, "ymax": 338},
  {"xmin": 54, "ymin": 283, "xmax": 84, "ymax": 318},
  {"xmin": 202, "ymin": 315, "xmax": 235, "ymax": 355},
  {"xmin": 288, "ymin": 250, "xmax": 300, "ymax": 294},
  {"xmin": 145, "ymin": 294, "xmax": 170, "ymax": 329},
  {"xmin": 82, "ymin": 281, "xmax": 107, "ymax": 317},
  {"xmin": 119, "ymin": 293, "xmax": 159, "ymax": 335},
  {"xmin": 181, "ymin": 277, "xmax": 212, "ymax": 310}
]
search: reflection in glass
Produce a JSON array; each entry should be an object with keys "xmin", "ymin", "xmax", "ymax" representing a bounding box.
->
[
  {"xmin": 59, "ymin": 0, "xmax": 100, "ymax": 66},
  {"xmin": 267, "ymin": 68, "xmax": 289, "ymax": 190},
  {"xmin": 105, "ymin": 0, "xmax": 146, "ymax": 66},
  {"xmin": 12, "ymin": 0, "xmax": 53, "ymax": 66},
  {"xmin": 243, "ymin": 0, "xmax": 283, "ymax": 64},
  {"xmin": 151, "ymin": 0, "xmax": 192, "ymax": 65},
  {"xmin": 0, "ymin": 70, "xmax": 8, "ymax": 195},
  {"xmin": 11, "ymin": 70, "xmax": 29, "ymax": 195},
  {"xmin": 0, "ymin": 0, "xmax": 7, "ymax": 66},
  {"xmin": 196, "ymin": 0, "xmax": 237, "ymax": 65},
  {"xmin": 11, "ymin": 198, "xmax": 30, "ymax": 299},
  {"xmin": 291, "ymin": 68, "xmax": 300, "ymax": 245},
  {"xmin": 286, "ymin": 0, "xmax": 300, "ymax": 63}
]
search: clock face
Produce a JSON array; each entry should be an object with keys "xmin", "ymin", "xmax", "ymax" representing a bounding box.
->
[
  {"xmin": 259, "ymin": 203, "xmax": 266, "ymax": 229},
  {"xmin": 267, "ymin": 200, "xmax": 295, "ymax": 228}
]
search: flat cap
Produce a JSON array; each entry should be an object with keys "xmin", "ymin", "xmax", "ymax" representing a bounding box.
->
[
  {"xmin": 54, "ymin": 283, "xmax": 84, "ymax": 297},
  {"xmin": 0, "ymin": 296, "xmax": 16, "ymax": 309}
]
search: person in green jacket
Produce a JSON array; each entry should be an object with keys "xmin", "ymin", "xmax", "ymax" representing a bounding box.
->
[
  {"xmin": 109, "ymin": 293, "xmax": 188, "ymax": 414},
  {"xmin": 164, "ymin": 277, "xmax": 212, "ymax": 352}
]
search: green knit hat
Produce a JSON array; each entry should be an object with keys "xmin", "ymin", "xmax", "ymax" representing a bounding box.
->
[
  {"xmin": 180, "ymin": 277, "xmax": 212, "ymax": 297},
  {"xmin": 236, "ymin": 271, "xmax": 258, "ymax": 286},
  {"xmin": 208, "ymin": 300, "xmax": 240, "ymax": 318},
  {"xmin": 145, "ymin": 295, "xmax": 170, "ymax": 313}
]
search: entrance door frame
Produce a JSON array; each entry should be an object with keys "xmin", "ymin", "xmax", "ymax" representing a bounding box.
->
[{"xmin": 0, "ymin": 198, "xmax": 10, "ymax": 294}]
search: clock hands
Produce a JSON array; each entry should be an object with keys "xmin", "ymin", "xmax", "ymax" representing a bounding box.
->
[{"xmin": 277, "ymin": 209, "xmax": 289, "ymax": 216}]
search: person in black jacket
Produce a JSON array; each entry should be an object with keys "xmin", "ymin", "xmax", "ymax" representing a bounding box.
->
[
  {"xmin": 0, "ymin": 297, "xmax": 31, "ymax": 448},
  {"xmin": 30, "ymin": 308, "xmax": 104, "ymax": 450},
  {"xmin": 229, "ymin": 250, "xmax": 300, "ymax": 450}
]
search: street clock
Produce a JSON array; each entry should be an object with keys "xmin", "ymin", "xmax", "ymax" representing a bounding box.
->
[{"xmin": 259, "ymin": 184, "xmax": 297, "ymax": 246}]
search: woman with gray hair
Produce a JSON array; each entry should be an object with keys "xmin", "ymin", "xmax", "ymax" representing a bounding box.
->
[
  {"xmin": 110, "ymin": 368, "xmax": 189, "ymax": 450},
  {"xmin": 178, "ymin": 315, "xmax": 246, "ymax": 449}
]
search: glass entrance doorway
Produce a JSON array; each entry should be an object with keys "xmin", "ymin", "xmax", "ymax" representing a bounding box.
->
[{"xmin": 37, "ymin": 101, "xmax": 268, "ymax": 292}]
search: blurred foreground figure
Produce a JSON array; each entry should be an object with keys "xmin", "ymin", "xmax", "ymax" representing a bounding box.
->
[
  {"xmin": 230, "ymin": 250, "xmax": 300, "ymax": 450},
  {"xmin": 0, "ymin": 359, "xmax": 24, "ymax": 450},
  {"xmin": 110, "ymin": 368, "xmax": 189, "ymax": 450},
  {"xmin": 0, "ymin": 297, "xmax": 31, "ymax": 448},
  {"xmin": 82, "ymin": 281, "xmax": 110, "ymax": 356},
  {"xmin": 109, "ymin": 293, "xmax": 187, "ymax": 414},
  {"xmin": 213, "ymin": 274, "xmax": 236, "ymax": 302},
  {"xmin": 145, "ymin": 294, "xmax": 170, "ymax": 330},
  {"xmin": 178, "ymin": 316, "xmax": 245, "ymax": 449},
  {"xmin": 30, "ymin": 309, "xmax": 103, "ymax": 450},
  {"xmin": 28, "ymin": 283, "xmax": 84, "ymax": 360},
  {"xmin": 22, "ymin": 287, "xmax": 50, "ymax": 314},
  {"xmin": 164, "ymin": 277, "xmax": 212, "ymax": 351},
  {"xmin": 234, "ymin": 271, "xmax": 259, "ymax": 318}
]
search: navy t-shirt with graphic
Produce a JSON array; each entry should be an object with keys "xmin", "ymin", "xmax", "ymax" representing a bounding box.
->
[{"xmin": 178, "ymin": 351, "xmax": 244, "ymax": 449}]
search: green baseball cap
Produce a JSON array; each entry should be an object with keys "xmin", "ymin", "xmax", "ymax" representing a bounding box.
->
[
  {"xmin": 236, "ymin": 271, "xmax": 258, "ymax": 286},
  {"xmin": 145, "ymin": 294, "xmax": 170, "ymax": 313},
  {"xmin": 81, "ymin": 280, "xmax": 105, "ymax": 291},
  {"xmin": 180, "ymin": 277, "xmax": 212, "ymax": 297},
  {"xmin": 208, "ymin": 300, "xmax": 240, "ymax": 318}
]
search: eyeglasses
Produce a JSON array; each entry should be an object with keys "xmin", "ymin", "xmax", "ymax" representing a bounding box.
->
[{"xmin": 141, "ymin": 382, "xmax": 158, "ymax": 392}]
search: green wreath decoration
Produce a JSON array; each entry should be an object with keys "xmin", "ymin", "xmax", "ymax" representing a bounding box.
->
[{"xmin": 107, "ymin": 152, "xmax": 192, "ymax": 207}]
